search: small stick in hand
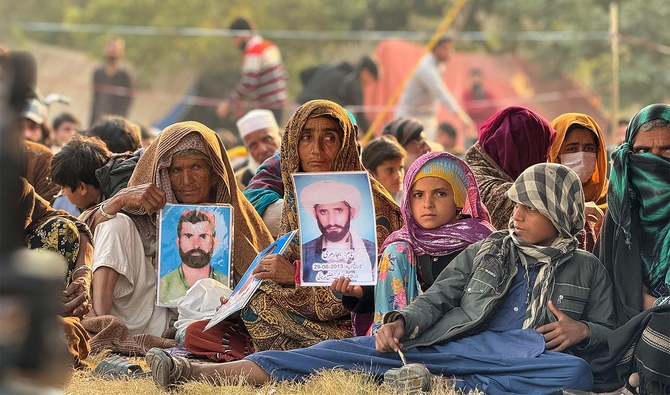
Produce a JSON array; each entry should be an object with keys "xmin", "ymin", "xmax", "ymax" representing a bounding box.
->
[{"xmin": 397, "ymin": 348, "xmax": 407, "ymax": 365}]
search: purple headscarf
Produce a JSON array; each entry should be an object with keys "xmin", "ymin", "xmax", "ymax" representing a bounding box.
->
[
  {"xmin": 478, "ymin": 106, "xmax": 556, "ymax": 180},
  {"xmin": 379, "ymin": 151, "xmax": 495, "ymax": 259}
]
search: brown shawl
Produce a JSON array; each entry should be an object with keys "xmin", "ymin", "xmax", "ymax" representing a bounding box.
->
[
  {"xmin": 243, "ymin": 100, "xmax": 403, "ymax": 351},
  {"xmin": 465, "ymin": 142, "xmax": 514, "ymax": 230},
  {"xmin": 279, "ymin": 99, "xmax": 403, "ymax": 259},
  {"xmin": 125, "ymin": 121, "xmax": 273, "ymax": 284},
  {"xmin": 22, "ymin": 140, "xmax": 60, "ymax": 204}
]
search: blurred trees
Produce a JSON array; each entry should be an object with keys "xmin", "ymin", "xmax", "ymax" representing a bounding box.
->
[{"xmin": 3, "ymin": 0, "xmax": 668, "ymax": 112}]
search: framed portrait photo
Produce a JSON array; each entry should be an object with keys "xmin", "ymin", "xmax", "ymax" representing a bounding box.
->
[
  {"xmin": 157, "ymin": 203, "xmax": 233, "ymax": 307},
  {"xmin": 293, "ymin": 171, "xmax": 378, "ymax": 286}
]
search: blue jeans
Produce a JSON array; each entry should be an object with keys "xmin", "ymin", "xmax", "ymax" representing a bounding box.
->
[{"xmin": 246, "ymin": 331, "xmax": 593, "ymax": 395}]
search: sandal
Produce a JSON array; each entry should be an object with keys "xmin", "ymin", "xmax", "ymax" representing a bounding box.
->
[
  {"xmin": 146, "ymin": 348, "xmax": 191, "ymax": 389},
  {"xmin": 93, "ymin": 355, "xmax": 149, "ymax": 379}
]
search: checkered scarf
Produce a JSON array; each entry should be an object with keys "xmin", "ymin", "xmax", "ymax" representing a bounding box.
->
[{"xmin": 473, "ymin": 163, "xmax": 585, "ymax": 329}]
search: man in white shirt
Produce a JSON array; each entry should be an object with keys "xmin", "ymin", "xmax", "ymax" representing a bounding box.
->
[{"xmin": 396, "ymin": 36, "xmax": 474, "ymax": 142}]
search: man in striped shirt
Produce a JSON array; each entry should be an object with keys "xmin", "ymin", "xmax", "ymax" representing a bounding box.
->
[{"xmin": 218, "ymin": 17, "xmax": 287, "ymax": 124}]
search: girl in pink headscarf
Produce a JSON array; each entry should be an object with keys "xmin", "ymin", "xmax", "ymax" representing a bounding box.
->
[{"xmin": 334, "ymin": 151, "xmax": 494, "ymax": 334}]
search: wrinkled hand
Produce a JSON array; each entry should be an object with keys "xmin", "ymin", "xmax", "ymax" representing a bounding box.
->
[
  {"xmin": 375, "ymin": 317, "xmax": 405, "ymax": 353},
  {"xmin": 536, "ymin": 300, "xmax": 590, "ymax": 352},
  {"xmin": 252, "ymin": 254, "xmax": 296, "ymax": 285},
  {"xmin": 61, "ymin": 276, "xmax": 91, "ymax": 318},
  {"xmin": 642, "ymin": 284, "xmax": 658, "ymax": 310},
  {"xmin": 330, "ymin": 277, "xmax": 364, "ymax": 298},
  {"xmin": 107, "ymin": 183, "xmax": 167, "ymax": 216}
]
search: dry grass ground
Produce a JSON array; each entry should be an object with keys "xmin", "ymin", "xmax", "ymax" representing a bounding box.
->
[{"xmin": 63, "ymin": 352, "xmax": 483, "ymax": 395}]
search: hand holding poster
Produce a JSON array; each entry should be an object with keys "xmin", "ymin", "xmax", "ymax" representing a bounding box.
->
[
  {"xmin": 293, "ymin": 172, "xmax": 378, "ymax": 286},
  {"xmin": 157, "ymin": 204, "xmax": 233, "ymax": 307},
  {"xmin": 205, "ymin": 230, "xmax": 298, "ymax": 331}
]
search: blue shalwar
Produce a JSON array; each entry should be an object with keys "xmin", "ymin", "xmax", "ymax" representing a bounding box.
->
[{"xmin": 246, "ymin": 262, "xmax": 593, "ymax": 394}]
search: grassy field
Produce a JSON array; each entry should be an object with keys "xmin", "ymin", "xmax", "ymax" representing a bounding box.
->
[{"xmin": 63, "ymin": 352, "xmax": 482, "ymax": 395}]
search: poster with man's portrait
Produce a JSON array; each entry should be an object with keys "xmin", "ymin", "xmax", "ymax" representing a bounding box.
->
[
  {"xmin": 205, "ymin": 229, "xmax": 298, "ymax": 331},
  {"xmin": 157, "ymin": 204, "xmax": 233, "ymax": 307},
  {"xmin": 293, "ymin": 171, "xmax": 377, "ymax": 286}
]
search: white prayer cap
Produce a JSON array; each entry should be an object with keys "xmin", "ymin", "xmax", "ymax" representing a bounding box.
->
[
  {"xmin": 236, "ymin": 109, "xmax": 278, "ymax": 139},
  {"xmin": 300, "ymin": 180, "xmax": 361, "ymax": 217}
]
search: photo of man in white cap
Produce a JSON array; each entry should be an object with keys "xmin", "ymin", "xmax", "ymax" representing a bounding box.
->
[
  {"xmin": 234, "ymin": 109, "xmax": 281, "ymax": 188},
  {"xmin": 298, "ymin": 178, "xmax": 377, "ymax": 284}
]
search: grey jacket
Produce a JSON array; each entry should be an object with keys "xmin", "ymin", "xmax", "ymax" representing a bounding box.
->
[{"xmin": 384, "ymin": 240, "xmax": 615, "ymax": 357}]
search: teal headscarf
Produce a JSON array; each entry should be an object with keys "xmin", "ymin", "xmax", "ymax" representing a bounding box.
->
[{"xmin": 608, "ymin": 103, "xmax": 670, "ymax": 289}]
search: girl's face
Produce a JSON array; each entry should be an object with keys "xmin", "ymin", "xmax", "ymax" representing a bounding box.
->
[
  {"xmin": 409, "ymin": 176, "xmax": 459, "ymax": 229},
  {"xmin": 511, "ymin": 203, "xmax": 558, "ymax": 246}
]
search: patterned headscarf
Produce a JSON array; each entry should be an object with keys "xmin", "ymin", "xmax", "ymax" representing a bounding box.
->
[
  {"xmin": 379, "ymin": 151, "xmax": 494, "ymax": 259},
  {"xmin": 244, "ymin": 100, "xmax": 403, "ymax": 338},
  {"xmin": 126, "ymin": 121, "xmax": 273, "ymax": 284},
  {"xmin": 474, "ymin": 163, "xmax": 584, "ymax": 329},
  {"xmin": 608, "ymin": 103, "xmax": 670, "ymax": 290},
  {"xmin": 478, "ymin": 106, "xmax": 556, "ymax": 180},
  {"xmin": 279, "ymin": 99, "xmax": 403, "ymax": 262},
  {"xmin": 550, "ymin": 113, "xmax": 608, "ymax": 207}
]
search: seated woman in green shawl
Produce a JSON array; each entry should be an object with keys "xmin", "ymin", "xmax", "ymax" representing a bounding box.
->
[{"xmin": 592, "ymin": 104, "xmax": 670, "ymax": 393}]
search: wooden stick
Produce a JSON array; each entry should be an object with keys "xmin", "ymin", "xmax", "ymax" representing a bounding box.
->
[{"xmin": 397, "ymin": 348, "xmax": 407, "ymax": 366}]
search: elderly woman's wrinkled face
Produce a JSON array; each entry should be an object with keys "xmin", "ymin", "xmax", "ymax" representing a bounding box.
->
[
  {"xmin": 298, "ymin": 116, "xmax": 342, "ymax": 172},
  {"xmin": 633, "ymin": 127, "xmax": 670, "ymax": 159},
  {"xmin": 169, "ymin": 156, "xmax": 213, "ymax": 204}
]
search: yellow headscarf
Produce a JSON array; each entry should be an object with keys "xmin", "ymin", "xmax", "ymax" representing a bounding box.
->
[{"xmin": 550, "ymin": 113, "xmax": 608, "ymax": 209}]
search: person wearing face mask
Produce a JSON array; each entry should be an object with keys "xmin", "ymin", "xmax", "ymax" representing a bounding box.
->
[{"xmin": 550, "ymin": 114, "xmax": 608, "ymax": 251}]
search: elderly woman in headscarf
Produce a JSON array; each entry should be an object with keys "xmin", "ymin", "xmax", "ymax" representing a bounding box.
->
[
  {"xmin": 381, "ymin": 117, "xmax": 431, "ymax": 170},
  {"xmin": 147, "ymin": 163, "xmax": 614, "ymax": 394},
  {"xmin": 465, "ymin": 106, "xmax": 556, "ymax": 230},
  {"xmin": 225, "ymin": 100, "xmax": 403, "ymax": 352},
  {"xmin": 549, "ymin": 113, "xmax": 609, "ymax": 250},
  {"xmin": 591, "ymin": 104, "xmax": 670, "ymax": 393},
  {"xmin": 81, "ymin": 122, "xmax": 273, "ymax": 341}
]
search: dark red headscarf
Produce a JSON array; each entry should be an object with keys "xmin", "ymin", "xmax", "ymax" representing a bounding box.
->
[{"xmin": 478, "ymin": 106, "xmax": 556, "ymax": 180}]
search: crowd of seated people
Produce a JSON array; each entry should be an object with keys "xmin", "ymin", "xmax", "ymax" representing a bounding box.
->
[{"xmin": 8, "ymin": 45, "xmax": 669, "ymax": 393}]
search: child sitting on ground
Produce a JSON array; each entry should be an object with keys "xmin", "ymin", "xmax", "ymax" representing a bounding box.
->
[
  {"xmin": 333, "ymin": 151, "xmax": 494, "ymax": 334},
  {"xmin": 147, "ymin": 163, "xmax": 615, "ymax": 394}
]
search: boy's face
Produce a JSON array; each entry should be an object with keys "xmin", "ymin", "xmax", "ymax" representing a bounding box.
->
[
  {"xmin": 61, "ymin": 183, "xmax": 99, "ymax": 210},
  {"xmin": 372, "ymin": 158, "xmax": 404, "ymax": 195},
  {"xmin": 511, "ymin": 203, "xmax": 558, "ymax": 246}
]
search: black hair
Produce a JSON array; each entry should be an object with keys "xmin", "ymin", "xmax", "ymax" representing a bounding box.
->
[
  {"xmin": 50, "ymin": 135, "xmax": 111, "ymax": 190},
  {"xmin": 438, "ymin": 122, "xmax": 457, "ymax": 138},
  {"xmin": 435, "ymin": 34, "xmax": 454, "ymax": 48},
  {"xmin": 357, "ymin": 56, "xmax": 379, "ymax": 80},
  {"xmin": 362, "ymin": 135, "xmax": 407, "ymax": 174},
  {"xmin": 88, "ymin": 116, "xmax": 141, "ymax": 153},
  {"xmin": 53, "ymin": 112, "xmax": 80, "ymax": 131},
  {"xmin": 139, "ymin": 124, "xmax": 152, "ymax": 140},
  {"xmin": 229, "ymin": 17, "xmax": 254, "ymax": 31},
  {"xmin": 177, "ymin": 210, "xmax": 216, "ymax": 237}
]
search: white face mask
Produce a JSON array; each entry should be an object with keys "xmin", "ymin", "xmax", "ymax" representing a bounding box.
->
[{"xmin": 560, "ymin": 152, "xmax": 597, "ymax": 183}]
